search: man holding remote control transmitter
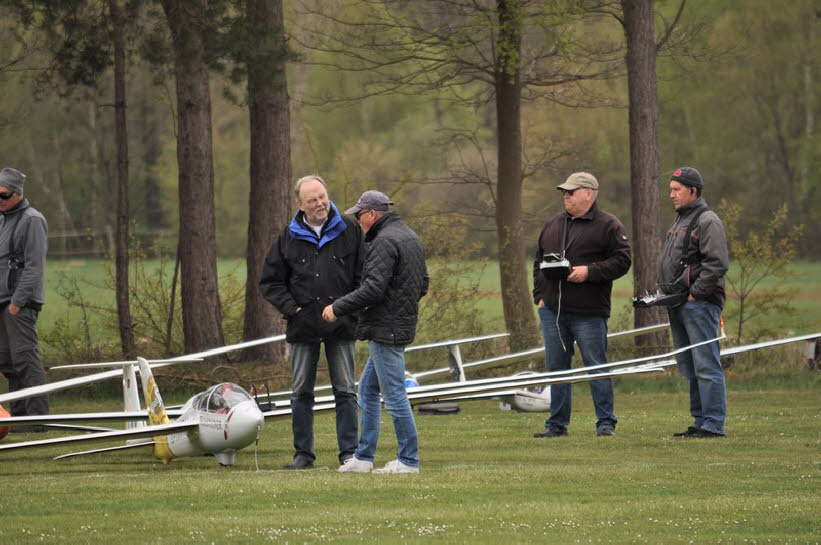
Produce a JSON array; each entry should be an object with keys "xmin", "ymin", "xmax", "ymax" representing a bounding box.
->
[
  {"xmin": 532, "ymin": 172, "xmax": 631, "ymax": 438},
  {"xmin": 659, "ymin": 166, "xmax": 729, "ymax": 438}
]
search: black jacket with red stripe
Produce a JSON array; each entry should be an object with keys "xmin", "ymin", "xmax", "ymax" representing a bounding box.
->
[{"xmin": 532, "ymin": 203, "xmax": 631, "ymax": 318}]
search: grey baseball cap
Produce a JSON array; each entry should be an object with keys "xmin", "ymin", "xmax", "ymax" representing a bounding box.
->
[
  {"xmin": 345, "ymin": 190, "xmax": 394, "ymax": 215},
  {"xmin": 0, "ymin": 167, "xmax": 26, "ymax": 193},
  {"xmin": 556, "ymin": 172, "xmax": 598, "ymax": 191}
]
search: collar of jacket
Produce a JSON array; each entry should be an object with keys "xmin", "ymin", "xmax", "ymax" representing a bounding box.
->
[
  {"xmin": 2, "ymin": 198, "xmax": 30, "ymax": 217},
  {"xmin": 676, "ymin": 197, "xmax": 707, "ymax": 217},
  {"xmin": 288, "ymin": 201, "xmax": 347, "ymax": 248},
  {"xmin": 365, "ymin": 211, "xmax": 399, "ymax": 242},
  {"xmin": 565, "ymin": 201, "xmax": 598, "ymax": 221}
]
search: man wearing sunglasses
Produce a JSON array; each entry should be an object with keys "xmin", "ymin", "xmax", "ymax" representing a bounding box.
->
[
  {"xmin": 260, "ymin": 175, "xmax": 364, "ymax": 470},
  {"xmin": 0, "ymin": 167, "xmax": 49, "ymax": 427},
  {"xmin": 532, "ymin": 172, "xmax": 631, "ymax": 439}
]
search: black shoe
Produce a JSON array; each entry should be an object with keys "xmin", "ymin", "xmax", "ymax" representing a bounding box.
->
[
  {"xmin": 533, "ymin": 427, "xmax": 567, "ymax": 438},
  {"xmin": 283, "ymin": 456, "xmax": 314, "ymax": 470},
  {"xmin": 673, "ymin": 426, "xmax": 725, "ymax": 438},
  {"xmin": 689, "ymin": 428, "xmax": 725, "ymax": 438},
  {"xmin": 596, "ymin": 425, "xmax": 616, "ymax": 437},
  {"xmin": 672, "ymin": 426, "xmax": 701, "ymax": 437}
]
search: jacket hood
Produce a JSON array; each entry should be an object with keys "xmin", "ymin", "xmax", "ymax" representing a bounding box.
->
[{"xmin": 288, "ymin": 201, "xmax": 347, "ymax": 248}]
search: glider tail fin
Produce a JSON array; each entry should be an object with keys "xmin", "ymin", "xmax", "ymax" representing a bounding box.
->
[{"xmin": 137, "ymin": 357, "xmax": 175, "ymax": 464}]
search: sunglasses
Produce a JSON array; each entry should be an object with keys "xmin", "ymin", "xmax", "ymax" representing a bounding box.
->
[
  {"xmin": 354, "ymin": 209, "xmax": 370, "ymax": 220},
  {"xmin": 561, "ymin": 189, "xmax": 577, "ymax": 196},
  {"xmin": 0, "ymin": 192, "xmax": 16, "ymax": 201}
]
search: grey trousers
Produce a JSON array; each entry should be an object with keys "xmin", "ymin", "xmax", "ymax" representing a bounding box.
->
[{"xmin": 0, "ymin": 305, "xmax": 48, "ymax": 416}]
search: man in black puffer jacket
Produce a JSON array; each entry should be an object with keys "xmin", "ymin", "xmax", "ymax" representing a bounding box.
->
[
  {"xmin": 323, "ymin": 190, "xmax": 428, "ymax": 474},
  {"xmin": 260, "ymin": 175, "xmax": 364, "ymax": 470}
]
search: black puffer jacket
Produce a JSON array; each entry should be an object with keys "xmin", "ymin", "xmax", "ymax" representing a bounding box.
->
[
  {"xmin": 260, "ymin": 205, "xmax": 364, "ymax": 343},
  {"xmin": 332, "ymin": 212, "xmax": 428, "ymax": 345}
]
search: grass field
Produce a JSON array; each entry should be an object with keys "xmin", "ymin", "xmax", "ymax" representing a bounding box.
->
[
  {"xmin": 4, "ymin": 259, "xmax": 820, "ymax": 543},
  {"xmin": 2, "ymin": 385, "xmax": 819, "ymax": 544}
]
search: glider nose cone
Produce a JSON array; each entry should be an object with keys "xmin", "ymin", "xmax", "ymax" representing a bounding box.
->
[{"xmin": 224, "ymin": 402, "xmax": 265, "ymax": 448}]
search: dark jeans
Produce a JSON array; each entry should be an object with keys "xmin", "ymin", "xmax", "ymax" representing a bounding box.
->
[
  {"xmin": 0, "ymin": 305, "xmax": 48, "ymax": 416},
  {"xmin": 539, "ymin": 307, "xmax": 616, "ymax": 432},
  {"xmin": 668, "ymin": 300, "xmax": 726, "ymax": 434},
  {"xmin": 290, "ymin": 341, "xmax": 357, "ymax": 463}
]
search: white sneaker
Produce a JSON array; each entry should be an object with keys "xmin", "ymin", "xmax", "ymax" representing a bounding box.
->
[
  {"xmin": 338, "ymin": 456, "xmax": 373, "ymax": 473},
  {"xmin": 372, "ymin": 459, "xmax": 419, "ymax": 474}
]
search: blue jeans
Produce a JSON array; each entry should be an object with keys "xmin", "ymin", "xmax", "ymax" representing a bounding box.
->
[
  {"xmin": 668, "ymin": 300, "xmax": 726, "ymax": 435},
  {"xmin": 355, "ymin": 341, "xmax": 419, "ymax": 467},
  {"xmin": 539, "ymin": 307, "xmax": 617, "ymax": 432},
  {"xmin": 290, "ymin": 341, "xmax": 358, "ymax": 463}
]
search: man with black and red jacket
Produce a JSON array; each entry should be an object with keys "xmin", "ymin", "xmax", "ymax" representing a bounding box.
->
[
  {"xmin": 532, "ymin": 172, "xmax": 631, "ymax": 438},
  {"xmin": 260, "ymin": 175, "xmax": 364, "ymax": 470},
  {"xmin": 659, "ymin": 166, "xmax": 729, "ymax": 438}
]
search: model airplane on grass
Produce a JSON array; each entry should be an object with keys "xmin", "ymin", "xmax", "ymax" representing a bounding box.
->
[
  {"xmin": 0, "ymin": 336, "xmax": 285, "ymax": 465},
  {"xmin": 0, "ymin": 330, "xmax": 817, "ymax": 466},
  {"xmin": 0, "ymin": 357, "xmax": 265, "ymax": 465}
]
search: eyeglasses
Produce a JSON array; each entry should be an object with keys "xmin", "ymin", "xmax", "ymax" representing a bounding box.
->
[
  {"xmin": 0, "ymin": 192, "xmax": 16, "ymax": 201},
  {"xmin": 561, "ymin": 189, "xmax": 577, "ymax": 196},
  {"xmin": 355, "ymin": 209, "xmax": 370, "ymax": 220}
]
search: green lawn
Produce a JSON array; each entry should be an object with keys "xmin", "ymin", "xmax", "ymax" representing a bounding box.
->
[{"xmin": 1, "ymin": 386, "xmax": 819, "ymax": 544}]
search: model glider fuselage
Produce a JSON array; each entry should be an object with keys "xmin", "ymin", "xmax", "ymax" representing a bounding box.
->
[{"xmin": 167, "ymin": 383, "xmax": 265, "ymax": 465}]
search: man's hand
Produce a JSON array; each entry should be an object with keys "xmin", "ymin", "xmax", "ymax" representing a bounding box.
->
[
  {"xmin": 322, "ymin": 304, "xmax": 337, "ymax": 322},
  {"xmin": 8, "ymin": 302, "xmax": 20, "ymax": 315},
  {"xmin": 567, "ymin": 265, "xmax": 589, "ymax": 283},
  {"xmin": 537, "ymin": 299, "xmax": 545, "ymax": 308}
]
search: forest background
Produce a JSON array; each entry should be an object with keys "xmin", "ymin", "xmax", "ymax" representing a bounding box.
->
[{"xmin": 0, "ymin": 0, "xmax": 817, "ymax": 375}]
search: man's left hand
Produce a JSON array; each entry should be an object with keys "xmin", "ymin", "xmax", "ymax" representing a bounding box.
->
[
  {"xmin": 8, "ymin": 302, "xmax": 20, "ymax": 315},
  {"xmin": 567, "ymin": 266, "xmax": 589, "ymax": 283},
  {"xmin": 322, "ymin": 304, "xmax": 337, "ymax": 322}
]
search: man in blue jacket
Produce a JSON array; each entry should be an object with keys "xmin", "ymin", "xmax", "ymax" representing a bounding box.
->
[{"xmin": 260, "ymin": 175, "xmax": 364, "ymax": 469}]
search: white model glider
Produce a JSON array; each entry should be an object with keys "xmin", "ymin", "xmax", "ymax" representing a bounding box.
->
[{"xmin": 1, "ymin": 331, "xmax": 816, "ymax": 466}]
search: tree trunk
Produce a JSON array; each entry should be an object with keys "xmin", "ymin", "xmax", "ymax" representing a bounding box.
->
[
  {"xmin": 161, "ymin": 0, "xmax": 225, "ymax": 355},
  {"xmin": 138, "ymin": 71, "xmax": 168, "ymax": 233},
  {"xmin": 622, "ymin": 0, "xmax": 667, "ymax": 353},
  {"xmin": 494, "ymin": 0, "xmax": 539, "ymax": 352},
  {"xmin": 242, "ymin": 0, "xmax": 291, "ymax": 364},
  {"xmin": 108, "ymin": 0, "xmax": 135, "ymax": 359}
]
